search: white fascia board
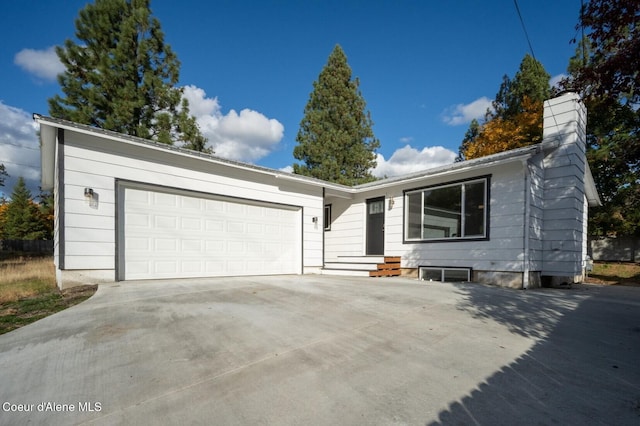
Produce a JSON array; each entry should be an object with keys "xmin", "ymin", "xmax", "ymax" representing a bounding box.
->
[
  {"xmin": 38, "ymin": 121, "xmax": 57, "ymax": 191},
  {"xmin": 355, "ymin": 151, "xmax": 537, "ymax": 193},
  {"xmin": 33, "ymin": 116, "xmax": 349, "ymax": 193},
  {"xmin": 584, "ymin": 165, "xmax": 602, "ymax": 207}
]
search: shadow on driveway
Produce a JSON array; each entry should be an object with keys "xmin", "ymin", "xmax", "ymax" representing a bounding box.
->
[
  {"xmin": 431, "ymin": 283, "xmax": 640, "ymax": 425},
  {"xmin": 0, "ymin": 276, "xmax": 639, "ymax": 425}
]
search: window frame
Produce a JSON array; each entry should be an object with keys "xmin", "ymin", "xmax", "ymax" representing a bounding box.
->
[
  {"xmin": 323, "ymin": 204, "xmax": 332, "ymax": 231},
  {"xmin": 403, "ymin": 175, "xmax": 490, "ymax": 243}
]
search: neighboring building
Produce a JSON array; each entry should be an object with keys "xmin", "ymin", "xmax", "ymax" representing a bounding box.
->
[{"xmin": 37, "ymin": 92, "xmax": 600, "ymax": 289}]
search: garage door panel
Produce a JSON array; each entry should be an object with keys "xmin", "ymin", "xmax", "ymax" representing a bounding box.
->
[
  {"xmin": 123, "ymin": 187, "xmax": 301, "ymax": 280},
  {"xmin": 154, "ymin": 192, "xmax": 176, "ymax": 207}
]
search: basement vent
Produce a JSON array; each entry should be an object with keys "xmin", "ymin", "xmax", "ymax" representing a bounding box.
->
[{"xmin": 419, "ymin": 267, "xmax": 471, "ymax": 282}]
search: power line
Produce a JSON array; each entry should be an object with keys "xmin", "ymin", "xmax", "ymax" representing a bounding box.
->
[
  {"xmin": 0, "ymin": 141, "xmax": 39, "ymax": 150},
  {"xmin": 1, "ymin": 160, "xmax": 39, "ymax": 168},
  {"xmin": 512, "ymin": 0, "xmax": 564, "ymax": 138},
  {"xmin": 513, "ymin": 0, "xmax": 537, "ymax": 61}
]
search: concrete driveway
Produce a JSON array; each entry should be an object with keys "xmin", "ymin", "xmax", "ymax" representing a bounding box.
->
[{"xmin": 0, "ymin": 275, "xmax": 639, "ymax": 425}]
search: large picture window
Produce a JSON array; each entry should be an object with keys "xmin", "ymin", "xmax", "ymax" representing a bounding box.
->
[{"xmin": 405, "ymin": 177, "xmax": 488, "ymax": 241}]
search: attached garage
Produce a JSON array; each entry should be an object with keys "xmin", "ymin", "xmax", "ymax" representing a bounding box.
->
[
  {"xmin": 118, "ymin": 183, "xmax": 302, "ymax": 280},
  {"xmin": 37, "ymin": 115, "xmax": 325, "ymax": 289}
]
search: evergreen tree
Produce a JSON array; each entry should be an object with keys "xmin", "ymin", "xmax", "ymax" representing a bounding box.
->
[
  {"xmin": 0, "ymin": 164, "xmax": 7, "ymax": 187},
  {"xmin": 459, "ymin": 54, "xmax": 550, "ymax": 160},
  {"xmin": 456, "ymin": 119, "xmax": 480, "ymax": 162},
  {"xmin": 1, "ymin": 178, "xmax": 48, "ymax": 240},
  {"xmin": 507, "ymin": 54, "xmax": 550, "ymax": 117},
  {"xmin": 37, "ymin": 189, "xmax": 55, "ymax": 240},
  {"xmin": 48, "ymin": 0, "xmax": 207, "ymax": 149},
  {"xmin": 564, "ymin": 38, "xmax": 640, "ymax": 236},
  {"xmin": 293, "ymin": 45, "xmax": 380, "ymax": 185}
]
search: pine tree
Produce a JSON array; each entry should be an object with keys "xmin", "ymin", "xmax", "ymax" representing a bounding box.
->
[
  {"xmin": 48, "ymin": 0, "xmax": 207, "ymax": 149},
  {"xmin": 293, "ymin": 45, "xmax": 380, "ymax": 185},
  {"xmin": 507, "ymin": 54, "xmax": 550, "ymax": 117},
  {"xmin": 456, "ymin": 119, "xmax": 480, "ymax": 162},
  {"xmin": 1, "ymin": 178, "xmax": 48, "ymax": 240},
  {"xmin": 0, "ymin": 164, "xmax": 7, "ymax": 187}
]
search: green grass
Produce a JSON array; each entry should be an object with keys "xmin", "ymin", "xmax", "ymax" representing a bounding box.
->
[
  {"xmin": 0, "ymin": 292, "xmax": 67, "ymax": 334},
  {"xmin": 0, "ymin": 256, "xmax": 97, "ymax": 335}
]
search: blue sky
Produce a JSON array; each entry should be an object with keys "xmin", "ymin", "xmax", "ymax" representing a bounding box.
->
[{"xmin": 0, "ymin": 0, "xmax": 584, "ymax": 197}]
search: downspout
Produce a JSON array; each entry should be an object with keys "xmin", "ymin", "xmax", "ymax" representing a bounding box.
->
[
  {"xmin": 522, "ymin": 159, "xmax": 531, "ymax": 289},
  {"xmin": 322, "ymin": 187, "xmax": 326, "ymax": 270}
]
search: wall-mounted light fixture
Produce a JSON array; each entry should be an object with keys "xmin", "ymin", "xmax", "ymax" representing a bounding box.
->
[
  {"xmin": 388, "ymin": 196, "xmax": 395, "ymax": 210},
  {"xmin": 312, "ymin": 216, "xmax": 318, "ymax": 223},
  {"xmin": 84, "ymin": 188, "xmax": 98, "ymax": 209}
]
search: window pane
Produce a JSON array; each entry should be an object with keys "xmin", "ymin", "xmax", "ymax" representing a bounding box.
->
[
  {"xmin": 423, "ymin": 186, "xmax": 461, "ymax": 239},
  {"xmin": 443, "ymin": 269, "xmax": 470, "ymax": 282},
  {"xmin": 369, "ymin": 200, "xmax": 384, "ymax": 214},
  {"xmin": 421, "ymin": 268, "xmax": 442, "ymax": 281},
  {"xmin": 324, "ymin": 205, "xmax": 331, "ymax": 231},
  {"xmin": 464, "ymin": 181, "xmax": 485, "ymax": 237},
  {"xmin": 406, "ymin": 192, "xmax": 421, "ymax": 239}
]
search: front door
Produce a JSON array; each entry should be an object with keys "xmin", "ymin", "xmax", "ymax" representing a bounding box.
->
[{"xmin": 366, "ymin": 197, "xmax": 385, "ymax": 255}]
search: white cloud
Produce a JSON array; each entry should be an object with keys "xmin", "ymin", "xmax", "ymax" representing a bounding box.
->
[
  {"xmin": 0, "ymin": 102, "xmax": 41, "ymax": 197},
  {"xmin": 14, "ymin": 46, "xmax": 64, "ymax": 81},
  {"xmin": 279, "ymin": 165, "xmax": 293, "ymax": 173},
  {"xmin": 550, "ymin": 73, "xmax": 567, "ymax": 89},
  {"xmin": 182, "ymin": 85, "xmax": 284, "ymax": 162},
  {"xmin": 442, "ymin": 96, "xmax": 493, "ymax": 126},
  {"xmin": 372, "ymin": 145, "xmax": 456, "ymax": 178}
]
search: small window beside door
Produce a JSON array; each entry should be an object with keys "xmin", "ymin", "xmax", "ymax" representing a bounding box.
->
[{"xmin": 324, "ymin": 204, "xmax": 331, "ymax": 231}]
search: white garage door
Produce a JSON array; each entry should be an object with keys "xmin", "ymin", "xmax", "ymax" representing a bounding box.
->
[{"xmin": 122, "ymin": 186, "xmax": 301, "ymax": 280}]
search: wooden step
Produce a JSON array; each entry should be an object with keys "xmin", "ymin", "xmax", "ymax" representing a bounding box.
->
[
  {"xmin": 324, "ymin": 262, "xmax": 378, "ymax": 271},
  {"xmin": 369, "ymin": 269, "xmax": 401, "ymax": 277},
  {"xmin": 322, "ymin": 255, "xmax": 402, "ymax": 278},
  {"xmin": 376, "ymin": 262, "xmax": 400, "ymax": 270}
]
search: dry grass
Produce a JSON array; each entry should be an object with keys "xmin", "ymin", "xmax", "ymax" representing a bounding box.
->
[
  {"xmin": 0, "ymin": 256, "xmax": 57, "ymax": 303},
  {"xmin": 0, "ymin": 256, "xmax": 97, "ymax": 334},
  {"xmin": 585, "ymin": 262, "xmax": 640, "ymax": 287}
]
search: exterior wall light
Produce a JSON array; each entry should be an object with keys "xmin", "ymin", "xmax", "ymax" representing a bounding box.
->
[{"xmin": 84, "ymin": 188, "xmax": 98, "ymax": 209}]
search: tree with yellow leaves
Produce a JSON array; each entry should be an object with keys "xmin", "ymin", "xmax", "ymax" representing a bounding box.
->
[
  {"xmin": 459, "ymin": 54, "xmax": 550, "ymax": 161},
  {"xmin": 462, "ymin": 96, "xmax": 543, "ymax": 159}
]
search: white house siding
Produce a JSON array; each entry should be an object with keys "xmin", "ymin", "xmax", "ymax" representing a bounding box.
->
[
  {"xmin": 527, "ymin": 154, "xmax": 546, "ymax": 278},
  {"xmin": 324, "ymin": 196, "xmax": 365, "ymax": 259},
  {"xmin": 53, "ymin": 132, "xmax": 61, "ymax": 280},
  {"xmin": 56, "ymin": 130, "xmax": 323, "ymax": 287},
  {"xmin": 541, "ymin": 93, "xmax": 588, "ymax": 282},
  {"xmin": 325, "ymin": 162, "xmax": 529, "ymax": 283},
  {"xmin": 398, "ymin": 163, "xmax": 526, "ymax": 276}
]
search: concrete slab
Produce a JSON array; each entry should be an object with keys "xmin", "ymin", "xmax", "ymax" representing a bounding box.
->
[{"xmin": 0, "ymin": 275, "xmax": 639, "ymax": 425}]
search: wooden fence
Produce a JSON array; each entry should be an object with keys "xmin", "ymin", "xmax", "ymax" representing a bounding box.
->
[
  {"xmin": 589, "ymin": 236, "xmax": 639, "ymax": 262},
  {"xmin": 0, "ymin": 240, "xmax": 54, "ymax": 254}
]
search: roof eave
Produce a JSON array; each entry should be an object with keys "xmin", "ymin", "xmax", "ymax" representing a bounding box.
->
[{"xmin": 33, "ymin": 115, "xmax": 351, "ymax": 193}]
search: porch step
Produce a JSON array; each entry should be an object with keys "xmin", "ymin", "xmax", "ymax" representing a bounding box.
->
[{"xmin": 321, "ymin": 256, "xmax": 401, "ymax": 278}]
